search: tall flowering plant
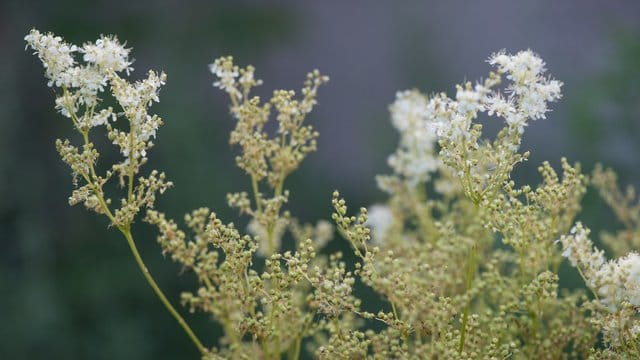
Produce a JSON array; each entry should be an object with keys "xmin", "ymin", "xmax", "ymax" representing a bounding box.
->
[{"xmin": 27, "ymin": 29, "xmax": 639, "ymax": 359}]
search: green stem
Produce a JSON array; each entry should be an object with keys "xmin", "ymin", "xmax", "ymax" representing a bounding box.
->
[
  {"xmin": 458, "ymin": 244, "xmax": 477, "ymax": 353},
  {"xmin": 263, "ymin": 338, "xmax": 270, "ymax": 360},
  {"xmin": 292, "ymin": 335, "xmax": 303, "ymax": 360},
  {"xmin": 391, "ymin": 301, "xmax": 399, "ymax": 321},
  {"xmin": 413, "ymin": 185, "xmax": 436, "ymax": 242},
  {"xmin": 251, "ymin": 175, "xmax": 262, "ymax": 213},
  {"xmin": 127, "ymin": 126, "xmax": 135, "ymax": 201},
  {"xmin": 576, "ymin": 264, "xmax": 600, "ymax": 301},
  {"xmin": 63, "ymin": 87, "xmax": 205, "ymax": 355},
  {"xmin": 292, "ymin": 316, "xmax": 313, "ymax": 360},
  {"xmin": 121, "ymin": 228, "xmax": 206, "ymax": 355},
  {"xmin": 518, "ymin": 250, "xmax": 527, "ymax": 285},
  {"xmin": 266, "ymin": 174, "xmax": 286, "ymax": 255},
  {"xmin": 529, "ymin": 309, "xmax": 539, "ymax": 339}
]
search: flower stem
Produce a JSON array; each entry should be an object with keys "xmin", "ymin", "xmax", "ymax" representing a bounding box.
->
[
  {"xmin": 458, "ymin": 243, "xmax": 476, "ymax": 353},
  {"xmin": 121, "ymin": 228, "xmax": 206, "ymax": 356},
  {"xmin": 251, "ymin": 175, "xmax": 262, "ymax": 213}
]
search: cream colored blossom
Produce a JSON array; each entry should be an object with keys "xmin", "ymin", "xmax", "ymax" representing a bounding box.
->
[
  {"xmin": 559, "ymin": 222, "xmax": 640, "ymax": 313},
  {"xmin": 209, "ymin": 56, "xmax": 241, "ymax": 99},
  {"xmin": 489, "ymin": 50, "xmax": 563, "ymax": 124},
  {"xmin": 386, "ymin": 90, "xmax": 439, "ymax": 186},
  {"xmin": 25, "ymin": 29, "xmax": 77, "ymax": 87},
  {"xmin": 365, "ymin": 204, "xmax": 393, "ymax": 244},
  {"xmin": 81, "ymin": 35, "xmax": 132, "ymax": 75}
]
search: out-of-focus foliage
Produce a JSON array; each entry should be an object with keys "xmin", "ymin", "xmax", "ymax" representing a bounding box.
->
[{"xmin": 570, "ymin": 31, "xmax": 640, "ymax": 171}]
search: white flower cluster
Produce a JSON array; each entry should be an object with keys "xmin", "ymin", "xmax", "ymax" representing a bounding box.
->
[
  {"xmin": 488, "ymin": 50, "xmax": 563, "ymax": 130},
  {"xmin": 209, "ymin": 56, "xmax": 263, "ymax": 104},
  {"xmin": 387, "ymin": 90, "xmax": 440, "ymax": 186},
  {"xmin": 379, "ymin": 50, "xmax": 563, "ymax": 199},
  {"xmin": 110, "ymin": 70, "xmax": 167, "ymax": 159},
  {"xmin": 81, "ymin": 35, "xmax": 132, "ymax": 75},
  {"xmin": 25, "ymin": 29, "xmax": 133, "ymax": 108},
  {"xmin": 26, "ymin": 29, "xmax": 166, "ymax": 163},
  {"xmin": 247, "ymin": 218, "xmax": 288, "ymax": 257},
  {"xmin": 375, "ymin": 50, "xmax": 566, "ymax": 210},
  {"xmin": 430, "ymin": 87, "xmax": 481, "ymax": 145},
  {"xmin": 209, "ymin": 56, "xmax": 241, "ymax": 99},
  {"xmin": 431, "ymin": 49, "xmax": 562, "ymax": 144},
  {"xmin": 24, "ymin": 29, "xmax": 77, "ymax": 87},
  {"xmin": 558, "ymin": 222, "xmax": 640, "ymax": 312},
  {"xmin": 314, "ymin": 220, "xmax": 335, "ymax": 249},
  {"xmin": 365, "ymin": 204, "xmax": 393, "ymax": 245}
]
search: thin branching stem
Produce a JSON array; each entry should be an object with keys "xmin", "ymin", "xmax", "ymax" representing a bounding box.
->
[{"xmin": 121, "ymin": 228, "xmax": 206, "ymax": 356}]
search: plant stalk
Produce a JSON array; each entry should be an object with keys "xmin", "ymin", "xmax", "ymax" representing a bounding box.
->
[
  {"xmin": 458, "ymin": 243, "xmax": 476, "ymax": 353},
  {"xmin": 122, "ymin": 228, "xmax": 206, "ymax": 356}
]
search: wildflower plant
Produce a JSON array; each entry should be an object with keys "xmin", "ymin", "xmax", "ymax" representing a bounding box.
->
[{"xmin": 27, "ymin": 28, "xmax": 640, "ymax": 359}]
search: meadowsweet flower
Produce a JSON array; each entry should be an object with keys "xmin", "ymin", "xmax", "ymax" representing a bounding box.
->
[
  {"xmin": 54, "ymin": 92, "xmax": 78, "ymax": 119},
  {"xmin": 247, "ymin": 218, "xmax": 287, "ymax": 257},
  {"xmin": 88, "ymin": 108, "xmax": 115, "ymax": 127},
  {"xmin": 488, "ymin": 49, "xmax": 563, "ymax": 128},
  {"xmin": 26, "ymin": 29, "xmax": 136, "ymax": 107},
  {"xmin": 314, "ymin": 219, "xmax": 334, "ymax": 248},
  {"xmin": 617, "ymin": 252, "xmax": 640, "ymax": 306},
  {"xmin": 209, "ymin": 56, "xmax": 240, "ymax": 99},
  {"xmin": 365, "ymin": 204, "xmax": 393, "ymax": 244},
  {"xmin": 386, "ymin": 90, "xmax": 439, "ymax": 186},
  {"xmin": 109, "ymin": 70, "xmax": 166, "ymax": 159},
  {"xmin": 81, "ymin": 35, "xmax": 132, "ymax": 75},
  {"xmin": 24, "ymin": 29, "xmax": 77, "ymax": 87},
  {"xmin": 238, "ymin": 65, "xmax": 262, "ymax": 91},
  {"xmin": 455, "ymin": 83, "xmax": 484, "ymax": 114},
  {"xmin": 27, "ymin": 29, "xmax": 169, "ymax": 197},
  {"xmin": 380, "ymin": 50, "xmax": 564, "ymax": 203},
  {"xmin": 424, "ymin": 92, "xmax": 467, "ymax": 142},
  {"xmin": 489, "ymin": 50, "xmax": 545, "ymax": 84},
  {"xmin": 485, "ymin": 93, "xmax": 515, "ymax": 118},
  {"xmin": 559, "ymin": 222, "xmax": 640, "ymax": 314},
  {"xmin": 65, "ymin": 66, "xmax": 108, "ymax": 106},
  {"xmin": 389, "ymin": 90, "xmax": 427, "ymax": 132},
  {"xmin": 111, "ymin": 70, "xmax": 166, "ymax": 110},
  {"xmin": 558, "ymin": 222, "xmax": 605, "ymax": 269}
]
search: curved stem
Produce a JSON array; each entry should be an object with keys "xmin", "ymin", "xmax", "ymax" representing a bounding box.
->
[
  {"xmin": 122, "ymin": 228, "xmax": 206, "ymax": 355},
  {"xmin": 61, "ymin": 87, "xmax": 205, "ymax": 355}
]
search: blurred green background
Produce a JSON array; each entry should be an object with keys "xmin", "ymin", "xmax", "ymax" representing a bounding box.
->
[{"xmin": 1, "ymin": 0, "xmax": 639, "ymax": 358}]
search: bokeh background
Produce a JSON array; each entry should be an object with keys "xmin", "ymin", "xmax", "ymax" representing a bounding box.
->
[{"xmin": 1, "ymin": 0, "xmax": 640, "ymax": 358}]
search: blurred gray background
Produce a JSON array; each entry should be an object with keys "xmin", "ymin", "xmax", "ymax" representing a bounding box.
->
[{"xmin": 1, "ymin": 0, "xmax": 639, "ymax": 358}]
